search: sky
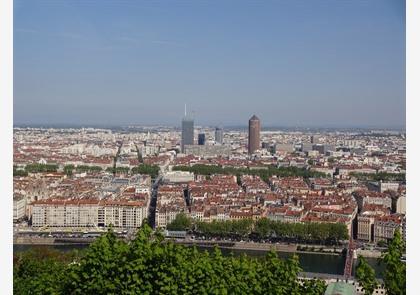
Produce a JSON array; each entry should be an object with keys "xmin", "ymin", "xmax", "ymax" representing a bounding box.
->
[{"xmin": 14, "ymin": 0, "xmax": 406, "ymax": 128}]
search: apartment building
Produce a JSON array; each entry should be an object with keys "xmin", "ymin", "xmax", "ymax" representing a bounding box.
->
[
  {"xmin": 374, "ymin": 215, "xmax": 403, "ymax": 243},
  {"xmin": 155, "ymin": 184, "xmax": 187, "ymax": 228},
  {"xmin": 13, "ymin": 195, "xmax": 26, "ymax": 222},
  {"xmin": 31, "ymin": 198, "xmax": 148, "ymax": 228}
]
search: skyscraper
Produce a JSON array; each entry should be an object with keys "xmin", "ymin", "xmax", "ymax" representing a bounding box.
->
[
  {"xmin": 310, "ymin": 135, "xmax": 319, "ymax": 144},
  {"xmin": 198, "ymin": 133, "xmax": 205, "ymax": 145},
  {"xmin": 181, "ymin": 105, "xmax": 194, "ymax": 153},
  {"xmin": 215, "ymin": 127, "xmax": 223, "ymax": 144},
  {"xmin": 248, "ymin": 115, "xmax": 260, "ymax": 154}
]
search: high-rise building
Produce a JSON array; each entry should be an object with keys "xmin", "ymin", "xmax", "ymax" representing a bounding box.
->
[
  {"xmin": 310, "ymin": 135, "xmax": 319, "ymax": 144},
  {"xmin": 198, "ymin": 133, "xmax": 206, "ymax": 145},
  {"xmin": 248, "ymin": 115, "xmax": 260, "ymax": 154},
  {"xmin": 215, "ymin": 127, "xmax": 223, "ymax": 144},
  {"xmin": 181, "ymin": 106, "xmax": 194, "ymax": 153}
]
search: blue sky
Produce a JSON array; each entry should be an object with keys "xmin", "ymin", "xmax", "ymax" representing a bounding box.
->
[{"xmin": 14, "ymin": 0, "xmax": 405, "ymax": 128}]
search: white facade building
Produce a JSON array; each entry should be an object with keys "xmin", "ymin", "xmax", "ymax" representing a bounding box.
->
[
  {"xmin": 13, "ymin": 196, "xmax": 26, "ymax": 222},
  {"xmin": 163, "ymin": 171, "xmax": 194, "ymax": 183}
]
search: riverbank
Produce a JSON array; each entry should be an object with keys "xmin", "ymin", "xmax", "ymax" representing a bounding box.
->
[
  {"xmin": 14, "ymin": 234, "xmax": 348, "ymax": 257},
  {"xmin": 14, "ymin": 236, "xmax": 344, "ymax": 255},
  {"xmin": 173, "ymin": 240, "xmax": 298, "ymax": 252},
  {"xmin": 13, "ymin": 238, "xmax": 383, "ymax": 278},
  {"xmin": 355, "ymin": 248, "xmax": 383, "ymax": 258},
  {"xmin": 14, "ymin": 243, "xmax": 349, "ymax": 277},
  {"xmin": 14, "ymin": 236, "xmax": 94, "ymax": 245}
]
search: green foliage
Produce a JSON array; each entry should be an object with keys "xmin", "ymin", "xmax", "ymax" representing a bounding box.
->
[
  {"xmin": 106, "ymin": 166, "xmax": 130, "ymax": 174},
  {"xmin": 173, "ymin": 164, "xmax": 326, "ymax": 183},
  {"xmin": 254, "ymin": 218, "xmax": 349, "ymax": 244},
  {"xmin": 349, "ymin": 172, "xmax": 405, "ymax": 182},
  {"xmin": 76, "ymin": 165, "xmax": 102, "ymax": 173},
  {"xmin": 13, "ymin": 166, "xmax": 28, "ymax": 177},
  {"xmin": 14, "ymin": 224, "xmax": 328, "ymax": 295},
  {"xmin": 63, "ymin": 164, "xmax": 74, "ymax": 176},
  {"xmin": 65, "ymin": 165, "xmax": 103, "ymax": 175},
  {"xmin": 167, "ymin": 213, "xmax": 192, "ymax": 231},
  {"xmin": 381, "ymin": 230, "xmax": 406, "ymax": 295},
  {"xmin": 14, "ymin": 247, "xmax": 80, "ymax": 295},
  {"xmin": 356, "ymin": 256, "xmax": 378, "ymax": 295},
  {"xmin": 65, "ymin": 228, "xmax": 130, "ymax": 293},
  {"xmin": 25, "ymin": 163, "xmax": 58, "ymax": 173},
  {"xmin": 300, "ymin": 278, "xmax": 328, "ymax": 295},
  {"xmin": 131, "ymin": 164, "xmax": 160, "ymax": 178},
  {"xmin": 193, "ymin": 218, "xmax": 348, "ymax": 244},
  {"xmin": 196, "ymin": 219, "xmax": 254, "ymax": 238}
]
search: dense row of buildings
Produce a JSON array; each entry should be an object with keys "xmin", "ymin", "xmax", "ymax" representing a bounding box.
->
[{"xmin": 13, "ymin": 123, "xmax": 406, "ymax": 246}]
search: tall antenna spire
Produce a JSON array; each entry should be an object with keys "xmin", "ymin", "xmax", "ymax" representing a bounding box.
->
[{"xmin": 184, "ymin": 103, "xmax": 187, "ymax": 117}]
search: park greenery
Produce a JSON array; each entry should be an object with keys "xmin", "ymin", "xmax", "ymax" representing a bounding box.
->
[
  {"xmin": 173, "ymin": 164, "xmax": 326, "ymax": 182},
  {"xmin": 14, "ymin": 162, "xmax": 160, "ymax": 178},
  {"xmin": 13, "ymin": 166, "xmax": 28, "ymax": 177},
  {"xmin": 131, "ymin": 164, "xmax": 160, "ymax": 178},
  {"xmin": 24, "ymin": 163, "xmax": 59, "ymax": 173},
  {"xmin": 166, "ymin": 215, "xmax": 349, "ymax": 245},
  {"xmin": 166, "ymin": 212, "xmax": 192, "ymax": 231},
  {"xmin": 349, "ymin": 172, "xmax": 405, "ymax": 182},
  {"xmin": 14, "ymin": 224, "xmax": 328, "ymax": 295},
  {"xmin": 97, "ymin": 164, "xmax": 159, "ymax": 178},
  {"xmin": 106, "ymin": 166, "xmax": 131, "ymax": 174},
  {"xmin": 64, "ymin": 164, "xmax": 103, "ymax": 175}
]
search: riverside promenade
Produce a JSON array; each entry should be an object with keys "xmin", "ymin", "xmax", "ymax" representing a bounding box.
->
[{"xmin": 14, "ymin": 235, "xmax": 297, "ymax": 252}]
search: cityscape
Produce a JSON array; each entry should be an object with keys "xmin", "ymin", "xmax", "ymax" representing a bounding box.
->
[
  {"xmin": 11, "ymin": 0, "xmax": 406, "ymax": 294},
  {"xmin": 13, "ymin": 112, "xmax": 406, "ymax": 294}
]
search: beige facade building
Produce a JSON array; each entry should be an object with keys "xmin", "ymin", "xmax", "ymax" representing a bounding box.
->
[
  {"xmin": 374, "ymin": 215, "xmax": 402, "ymax": 243},
  {"xmin": 357, "ymin": 215, "xmax": 375, "ymax": 242},
  {"xmin": 31, "ymin": 199, "xmax": 148, "ymax": 228},
  {"xmin": 13, "ymin": 195, "xmax": 27, "ymax": 222}
]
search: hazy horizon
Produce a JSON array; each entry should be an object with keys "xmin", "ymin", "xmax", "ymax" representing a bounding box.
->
[
  {"xmin": 13, "ymin": 122, "xmax": 406, "ymax": 132},
  {"xmin": 14, "ymin": 0, "xmax": 406, "ymax": 128}
]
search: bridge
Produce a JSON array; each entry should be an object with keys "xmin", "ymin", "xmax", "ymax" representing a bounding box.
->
[{"xmin": 344, "ymin": 238, "xmax": 355, "ymax": 278}]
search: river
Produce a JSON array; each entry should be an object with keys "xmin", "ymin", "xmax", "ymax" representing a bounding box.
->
[{"xmin": 13, "ymin": 244, "xmax": 384, "ymax": 278}]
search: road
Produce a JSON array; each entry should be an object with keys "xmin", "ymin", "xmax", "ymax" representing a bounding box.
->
[{"xmin": 148, "ymin": 175, "xmax": 162, "ymax": 228}]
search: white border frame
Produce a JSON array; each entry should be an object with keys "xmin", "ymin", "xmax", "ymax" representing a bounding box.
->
[
  {"xmin": 406, "ymin": 0, "xmax": 419, "ymax": 294},
  {"xmin": 0, "ymin": 0, "xmax": 13, "ymax": 293},
  {"xmin": 1, "ymin": 0, "xmax": 418, "ymax": 294}
]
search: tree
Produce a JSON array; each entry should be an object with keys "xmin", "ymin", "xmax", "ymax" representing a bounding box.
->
[
  {"xmin": 172, "ymin": 164, "xmax": 327, "ymax": 184},
  {"xmin": 64, "ymin": 227, "xmax": 130, "ymax": 294},
  {"xmin": 381, "ymin": 230, "xmax": 406, "ymax": 295},
  {"xmin": 300, "ymin": 279, "xmax": 327, "ymax": 295},
  {"xmin": 15, "ymin": 223, "xmax": 334, "ymax": 294},
  {"xmin": 25, "ymin": 163, "xmax": 58, "ymax": 173},
  {"xmin": 255, "ymin": 218, "xmax": 273, "ymax": 239},
  {"xmin": 166, "ymin": 213, "xmax": 192, "ymax": 231},
  {"xmin": 356, "ymin": 256, "xmax": 378, "ymax": 295},
  {"xmin": 13, "ymin": 166, "xmax": 28, "ymax": 177},
  {"xmin": 131, "ymin": 164, "xmax": 160, "ymax": 178},
  {"xmin": 64, "ymin": 164, "xmax": 74, "ymax": 176},
  {"xmin": 14, "ymin": 247, "xmax": 76, "ymax": 295}
]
